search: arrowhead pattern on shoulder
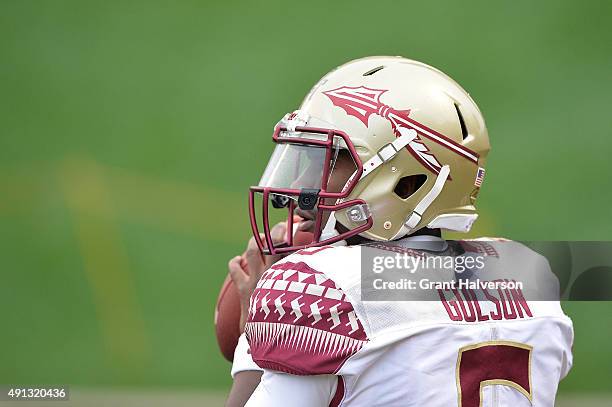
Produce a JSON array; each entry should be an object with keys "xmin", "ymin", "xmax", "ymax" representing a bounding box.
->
[{"xmin": 245, "ymin": 259, "xmax": 368, "ymax": 375}]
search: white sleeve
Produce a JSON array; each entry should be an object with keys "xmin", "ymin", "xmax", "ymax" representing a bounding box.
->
[
  {"xmin": 230, "ymin": 333, "xmax": 263, "ymax": 378},
  {"xmin": 245, "ymin": 370, "xmax": 337, "ymax": 407},
  {"xmin": 559, "ymin": 316, "xmax": 574, "ymax": 380}
]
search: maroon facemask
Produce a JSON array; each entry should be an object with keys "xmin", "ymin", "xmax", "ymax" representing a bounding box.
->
[{"xmin": 249, "ymin": 125, "xmax": 373, "ymax": 255}]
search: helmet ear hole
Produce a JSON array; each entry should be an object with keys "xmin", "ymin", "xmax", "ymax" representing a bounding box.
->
[{"xmin": 394, "ymin": 174, "xmax": 427, "ymax": 199}]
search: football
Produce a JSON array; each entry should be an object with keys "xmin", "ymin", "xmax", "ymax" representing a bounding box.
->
[
  {"xmin": 214, "ymin": 272, "xmax": 243, "ymax": 362},
  {"xmin": 215, "ymin": 231, "xmax": 314, "ymax": 361}
]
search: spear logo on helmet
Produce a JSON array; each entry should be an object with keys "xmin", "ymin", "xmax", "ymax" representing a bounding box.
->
[{"xmin": 323, "ymin": 86, "xmax": 479, "ymax": 175}]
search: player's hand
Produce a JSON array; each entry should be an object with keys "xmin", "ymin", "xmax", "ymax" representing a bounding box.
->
[{"xmin": 227, "ymin": 221, "xmax": 292, "ymax": 332}]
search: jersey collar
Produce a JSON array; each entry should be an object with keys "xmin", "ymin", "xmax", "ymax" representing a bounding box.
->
[{"xmin": 389, "ymin": 234, "xmax": 448, "ymax": 252}]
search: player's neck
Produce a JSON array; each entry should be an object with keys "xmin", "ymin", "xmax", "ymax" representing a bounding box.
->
[{"xmin": 337, "ymin": 225, "xmax": 442, "ymax": 246}]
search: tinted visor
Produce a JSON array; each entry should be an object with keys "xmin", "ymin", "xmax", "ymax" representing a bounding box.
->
[{"xmin": 259, "ymin": 141, "xmax": 340, "ymax": 190}]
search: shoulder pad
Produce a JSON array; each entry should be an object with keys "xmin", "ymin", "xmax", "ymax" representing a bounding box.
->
[{"xmin": 245, "ymin": 253, "xmax": 368, "ymax": 375}]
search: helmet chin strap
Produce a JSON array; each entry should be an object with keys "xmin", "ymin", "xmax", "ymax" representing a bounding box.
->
[
  {"xmin": 291, "ymin": 211, "xmax": 346, "ymax": 247},
  {"xmin": 319, "ymin": 212, "xmax": 346, "ymax": 245},
  {"xmin": 391, "ymin": 164, "xmax": 451, "ymax": 240}
]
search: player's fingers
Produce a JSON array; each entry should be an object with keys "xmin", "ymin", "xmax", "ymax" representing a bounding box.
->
[
  {"xmin": 246, "ymin": 234, "xmax": 263, "ymax": 253},
  {"xmin": 245, "ymin": 238, "xmax": 266, "ymax": 280},
  {"xmin": 270, "ymin": 222, "xmax": 288, "ymax": 244},
  {"xmin": 228, "ymin": 256, "xmax": 247, "ymax": 284}
]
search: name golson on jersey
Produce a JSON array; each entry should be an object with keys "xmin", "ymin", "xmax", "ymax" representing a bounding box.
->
[{"xmin": 244, "ymin": 237, "xmax": 573, "ymax": 407}]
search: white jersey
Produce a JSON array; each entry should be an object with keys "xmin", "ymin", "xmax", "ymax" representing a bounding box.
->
[{"xmin": 242, "ymin": 237, "xmax": 574, "ymax": 407}]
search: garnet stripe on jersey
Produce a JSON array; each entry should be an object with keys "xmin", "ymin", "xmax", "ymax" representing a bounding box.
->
[
  {"xmin": 329, "ymin": 376, "xmax": 345, "ymax": 407},
  {"xmin": 247, "ymin": 258, "xmax": 368, "ymax": 375}
]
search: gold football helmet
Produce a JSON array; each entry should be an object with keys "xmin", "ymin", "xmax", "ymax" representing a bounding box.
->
[{"xmin": 250, "ymin": 56, "xmax": 490, "ymax": 254}]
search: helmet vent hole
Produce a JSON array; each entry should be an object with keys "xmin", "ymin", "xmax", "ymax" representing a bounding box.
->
[
  {"xmin": 394, "ymin": 174, "xmax": 427, "ymax": 199},
  {"xmin": 454, "ymin": 103, "xmax": 468, "ymax": 141},
  {"xmin": 363, "ymin": 66, "xmax": 385, "ymax": 76}
]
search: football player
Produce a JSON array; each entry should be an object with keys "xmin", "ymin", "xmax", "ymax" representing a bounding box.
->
[{"xmin": 226, "ymin": 56, "xmax": 573, "ymax": 406}]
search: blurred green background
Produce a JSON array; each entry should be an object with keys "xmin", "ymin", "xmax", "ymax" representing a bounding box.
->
[{"xmin": 1, "ymin": 0, "xmax": 611, "ymax": 402}]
